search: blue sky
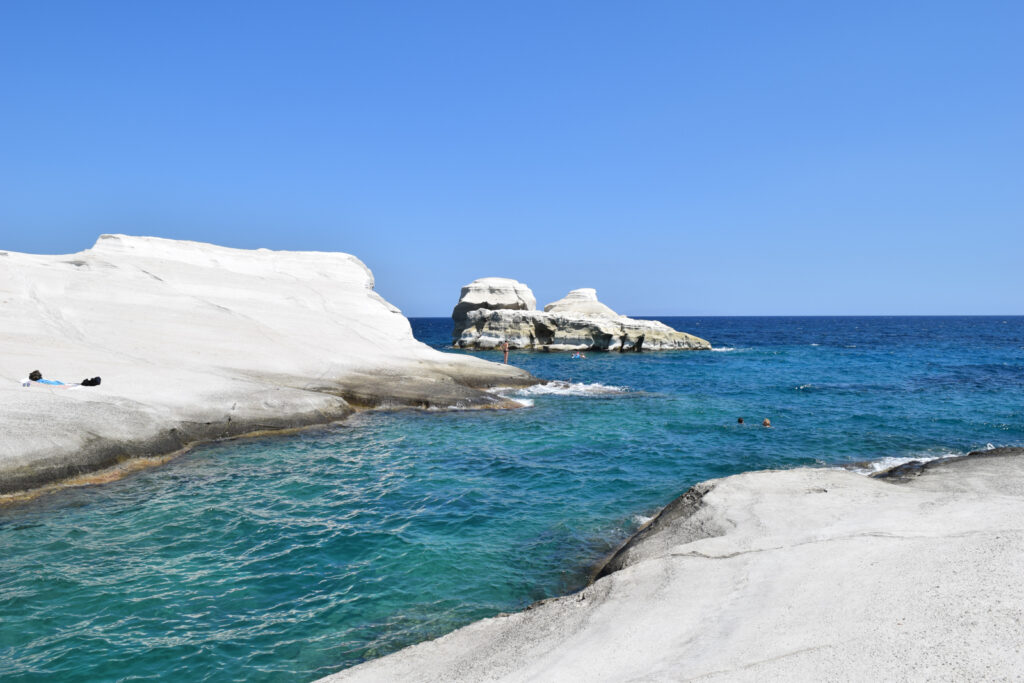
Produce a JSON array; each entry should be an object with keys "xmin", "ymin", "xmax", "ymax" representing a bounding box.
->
[{"xmin": 2, "ymin": 1, "xmax": 1021, "ymax": 315}]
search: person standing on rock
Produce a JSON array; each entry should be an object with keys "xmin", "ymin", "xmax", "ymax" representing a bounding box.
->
[{"xmin": 501, "ymin": 340, "xmax": 510, "ymax": 364}]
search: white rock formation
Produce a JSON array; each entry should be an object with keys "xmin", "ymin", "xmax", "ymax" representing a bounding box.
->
[
  {"xmin": 452, "ymin": 280, "xmax": 710, "ymax": 351},
  {"xmin": 543, "ymin": 288, "xmax": 617, "ymax": 318},
  {"xmin": 451, "ymin": 277, "xmax": 536, "ymax": 334},
  {"xmin": 323, "ymin": 449, "xmax": 1024, "ymax": 682},
  {"xmin": 0, "ymin": 236, "xmax": 537, "ymax": 495}
]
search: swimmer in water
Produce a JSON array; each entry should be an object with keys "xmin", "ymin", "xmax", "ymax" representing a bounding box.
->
[{"xmin": 762, "ymin": 418, "xmax": 771, "ymax": 427}]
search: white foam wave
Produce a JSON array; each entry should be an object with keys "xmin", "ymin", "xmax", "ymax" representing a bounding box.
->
[
  {"xmin": 824, "ymin": 443, "xmax": 1006, "ymax": 477},
  {"xmin": 711, "ymin": 347, "xmax": 736, "ymax": 352},
  {"xmin": 504, "ymin": 381, "xmax": 630, "ymax": 398},
  {"xmin": 633, "ymin": 514, "xmax": 654, "ymax": 526},
  {"xmin": 423, "ymin": 397, "xmax": 534, "ymax": 411},
  {"xmin": 841, "ymin": 453, "xmax": 961, "ymax": 476}
]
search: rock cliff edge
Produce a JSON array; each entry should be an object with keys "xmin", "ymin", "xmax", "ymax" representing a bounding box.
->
[
  {"xmin": 0, "ymin": 236, "xmax": 538, "ymax": 495},
  {"xmin": 325, "ymin": 448, "xmax": 1024, "ymax": 682}
]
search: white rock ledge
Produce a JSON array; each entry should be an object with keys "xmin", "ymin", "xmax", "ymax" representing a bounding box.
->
[
  {"xmin": 0, "ymin": 235, "xmax": 538, "ymax": 495},
  {"xmin": 452, "ymin": 279, "xmax": 710, "ymax": 351},
  {"xmin": 323, "ymin": 447, "xmax": 1024, "ymax": 682}
]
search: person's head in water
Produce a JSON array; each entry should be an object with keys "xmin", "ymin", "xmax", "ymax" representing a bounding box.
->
[
  {"xmin": 762, "ymin": 418, "xmax": 771, "ymax": 427},
  {"xmin": 28, "ymin": 370, "xmax": 42, "ymax": 381},
  {"xmin": 737, "ymin": 417, "xmax": 744, "ymax": 424}
]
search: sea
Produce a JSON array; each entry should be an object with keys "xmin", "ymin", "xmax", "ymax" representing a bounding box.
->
[{"xmin": 2, "ymin": 316, "xmax": 1023, "ymax": 682}]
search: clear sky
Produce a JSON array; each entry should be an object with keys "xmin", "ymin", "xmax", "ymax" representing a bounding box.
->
[{"xmin": 2, "ymin": 1, "xmax": 1021, "ymax": 316}]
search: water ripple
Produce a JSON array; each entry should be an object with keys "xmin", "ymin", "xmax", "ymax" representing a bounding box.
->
[{"xmin": 1, "ymin": 316, "xmax": 1023, "ymax": 682}]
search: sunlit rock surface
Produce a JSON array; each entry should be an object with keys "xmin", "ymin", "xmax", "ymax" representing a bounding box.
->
[
  {"xmin": 451, "ymin": 277, "xmax": 536, "ymax": 333},
  {"xmin": 452, "ymin": 280, "xmax": 710, "ymax": 351},
  {"xmin": 543, "ymin": 288, "xmax": 618, "ymax": 318},
  {"xmin": 324, "ymin": 448, "xmax": 1024, "ymax": 682},
  {"xmin": 0, "ymin": 236, "xmax": 537, "ymax": 495}
]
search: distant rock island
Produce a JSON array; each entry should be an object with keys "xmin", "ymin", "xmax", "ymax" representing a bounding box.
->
[{"xmin": 452, "ymin": 277, "xmax": 710, "ymax": 352}]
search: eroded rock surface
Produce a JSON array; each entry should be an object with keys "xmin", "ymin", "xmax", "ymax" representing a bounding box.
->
[
  {"xmin": 323, "ymin": 449, "xmax": 1024, "ymax": 682},
  {"xmin": 452, "ymin": 279, "xmax": 710, "ymax": 351},
  {"xmin": 0, "ymin": 236, "xmax": 538, "ymax": 495},
  {"xmin": 451, "ymin": 277, "xmax": 536, "ymax": 334},
  {"xmin": 543, "ymin": 288, "xmax": 618, "ymax": 318}
]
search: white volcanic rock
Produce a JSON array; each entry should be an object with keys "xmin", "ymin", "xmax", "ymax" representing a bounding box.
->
[
  {"xmin": 451, "ymin": 278, "xmax": 536, "ymax": 330},
  {"xmin": 457, "ymin": 309, "xmax": 549, "ymax": 350},
  {"xmin": 323, "ymin": 449, "xmax": 1024, "ymax": 682},
  {"xmin": 0, "ymin": 236, "xmax": 537, "ymax": 495},
  {"xmin": 452, "ymin": 283, "xmax": 710, "ymax": 351},
  {"xmin": 543, "ymin": 288, "xmax": 618, "ymax": 318}
]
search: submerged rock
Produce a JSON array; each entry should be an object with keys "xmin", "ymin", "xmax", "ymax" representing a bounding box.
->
[{"xmin": 452, "ymin": 279, "xmax": 710, "ymax": 351}]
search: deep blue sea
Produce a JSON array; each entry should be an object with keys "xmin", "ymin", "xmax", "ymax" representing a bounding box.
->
[{"xmin": 2, "ymin": 317, "xmax": 1023, "ymax": 682}]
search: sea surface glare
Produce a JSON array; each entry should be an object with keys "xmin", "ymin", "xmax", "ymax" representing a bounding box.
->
[{"xmin": 2, "ymin": 317, "xmax": 1023, "ymax": 682}]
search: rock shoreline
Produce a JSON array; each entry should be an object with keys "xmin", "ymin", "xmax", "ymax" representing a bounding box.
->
[
  {"xmin": 0, "ymin": 236, "xmax": 539, "ymax": 498},
  {"xmin": 324, "ymin": 447, "xmax": 1024, "ymax": 681}
]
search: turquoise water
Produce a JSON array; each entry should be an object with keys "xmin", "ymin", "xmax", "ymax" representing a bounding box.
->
[{"xmin": 2, "ymin": 316, "xmax": 1023, "ymax": 682}]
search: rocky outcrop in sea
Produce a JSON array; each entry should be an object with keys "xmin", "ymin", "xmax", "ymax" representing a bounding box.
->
[{"xmin": 452, "ymin": 278, "xmax": 710, "ymax": 352}]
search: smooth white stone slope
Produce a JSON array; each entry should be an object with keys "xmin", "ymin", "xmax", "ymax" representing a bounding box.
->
[
  {"xmin": 324, "ymin": 449, "xmax": 1024, "ymax": 682},
  {"xmin": 0, "ymin": 235, "xmax": 535, "ymax": 494},
  {"xmin": 543, "ymin": 288, "xmax": 618, "ymax": 318}
]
